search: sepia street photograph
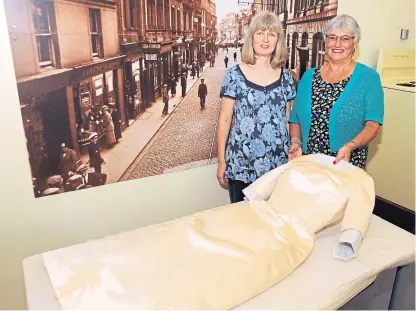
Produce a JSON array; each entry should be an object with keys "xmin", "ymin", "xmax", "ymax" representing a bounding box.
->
[{"xmin": 5, "ymin": 0, "xmax": 337, "ymax": 198}]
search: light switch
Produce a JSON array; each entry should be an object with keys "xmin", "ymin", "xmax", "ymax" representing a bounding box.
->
[{"xmin": 400, "ymin": 29, "xmax": 409, "ymax": 40}]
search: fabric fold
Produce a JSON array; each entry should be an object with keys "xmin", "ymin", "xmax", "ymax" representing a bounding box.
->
[
  {"xmin": 41, "ymin": 154, "xmax": 375, "ymax": 309},
  {"xmin": 42, "ymin": 202, "xmax": 315, "ymax": 310},
  {"xmin": 243, "ymin": 154, "xmax": 375, "ymax": 260}
]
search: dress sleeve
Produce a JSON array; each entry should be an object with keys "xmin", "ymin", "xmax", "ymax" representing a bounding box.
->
[
  {"xmin": 220, "ymin": 69, "xmax": 237, "ymax": 99},
  {"xmin": 243, "ymin": 164, "xmax": 287, "ymax": 201},
  {"xmin": 364, "ymin": 72, "xmax": 384, "ymax": 125},
  {"xmin": 284, "ymin": 69, "xmax": 297, "ymax": 101}
]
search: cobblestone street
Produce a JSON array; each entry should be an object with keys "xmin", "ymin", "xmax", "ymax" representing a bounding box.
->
[{"xmin": 122, "ymin": 48, "xmax": 240, "ymax": 180}]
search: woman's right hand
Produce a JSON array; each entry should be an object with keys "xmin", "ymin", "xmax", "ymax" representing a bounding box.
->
[
  {"xmin": 217, "ymin": 161, "xmax": 229, "ymax": 189},
  {"xmin": 288, "ymin": 141, "xmax": 302, "ymax": 161}
]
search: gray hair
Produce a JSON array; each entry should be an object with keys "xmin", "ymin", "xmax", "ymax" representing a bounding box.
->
[{"xmin": 324, "ymin": 14, "xmax": 361, "ymax": 43}]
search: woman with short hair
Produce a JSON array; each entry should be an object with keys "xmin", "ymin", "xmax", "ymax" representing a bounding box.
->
[
  {"xmin": 217, "ymin": 11, "xmax": 296, "ymax": 203},
  {"xmin": 289, "ymin": 14, "xmax": 384, "ymax": 169}
]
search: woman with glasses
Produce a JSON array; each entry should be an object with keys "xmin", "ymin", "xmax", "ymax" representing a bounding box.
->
[
  {"xmin": 288, "ymin": 14, "xmax": 384, "ymax": 169},
  {"xmin": 217, "ymin": 11, "xmax": 296, "ymax": 203}
]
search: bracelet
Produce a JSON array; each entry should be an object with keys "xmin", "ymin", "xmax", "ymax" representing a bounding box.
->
[
  {"xmin": 291, "ymin": 137, "xmax": 302, "ymax": 145},
  {"xmin": 349, "ymin": 140, "xmax": 358, "ymax": 149}
]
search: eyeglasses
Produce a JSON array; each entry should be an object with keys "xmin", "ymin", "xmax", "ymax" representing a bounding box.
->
[{"xmin": 326, "ymin": 35, "xmax": 355, "ymax": 43}]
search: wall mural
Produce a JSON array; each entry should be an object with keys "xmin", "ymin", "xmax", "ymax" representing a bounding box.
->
[{"xmin": 6, "ymin": 0, "xmax": 337, "ymax": 198}]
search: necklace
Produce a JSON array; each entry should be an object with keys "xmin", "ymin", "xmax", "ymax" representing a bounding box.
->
[
  {"xmin": 327, "ymin": 66, "xmax": 344, "ymax": 80},
  {"xmin": 325, "ymin": 62, "xmax": 354, "ymax": 81}
]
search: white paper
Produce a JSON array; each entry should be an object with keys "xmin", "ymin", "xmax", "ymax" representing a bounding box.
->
[{"xmin": 94, "ymin": 79, "xmax": 102, "ymax": 87}]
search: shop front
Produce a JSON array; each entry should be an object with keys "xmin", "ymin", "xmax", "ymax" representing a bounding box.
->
[
  {"xmin": 124, "ymin": 59, "xmax": 146, "ymax": 125},
  {"xmin": 17, "ymin": 69, "xmax": 73, "ymax": 181},
  {"xmin": 140, "ymin": 60, "xmax": 153, "ymax": 106},
  {"xmin": 144, "ymin": 53, "xmax": 160, "ymax": 100},
  {"xmin": 184, "ymin": 42, "xmax": 190, "ymax": 66},
  {"xmin": 160, "ymin": 51, "xmax": 171, "ymax": 86},
  {"xmin": 16, "ymin": 57, "xmax": 124, "ymax": 191},
  {"xmin": 181, "ymin": 39, "xmax": 194, "ymax": 66},
  {"xmin": 172, "ymin": 40, "xmax": 184, "ymax": 80},
  {"xmin": 206, "ymin": 38, "xmax": 214, "ymax": 55},
  {"xmin": 71, "ymin": 56, "xmax": 125, "ymax": 152},
  {"xmin": 121, "ymin": 43, "xmax": 147, "ymax": 126},
  {"xmin": 199, "ymin": 39, "xmax": 207, "ymax": 60},
  {"xmin": 142, "ymin": 42, "xmax": 172, "ymax": 100},
  {"xmin": 189, "ymin": 40, "xmax": 198, "ymax": 63}
]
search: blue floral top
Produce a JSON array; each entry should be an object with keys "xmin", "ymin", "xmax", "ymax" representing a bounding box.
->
[{"xmin": 220, "ymin": 65, "xmax": 296, "ymax": 183}]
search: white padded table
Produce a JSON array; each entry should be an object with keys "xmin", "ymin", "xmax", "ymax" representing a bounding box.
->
[{"xmin": 23, "ymin": 215, "xmax": 415, "ymax": 310}]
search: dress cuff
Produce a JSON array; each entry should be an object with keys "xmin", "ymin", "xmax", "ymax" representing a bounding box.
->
[{"xmin": 333, "ymin": 229, "xmax": 363, "ymax": 261}]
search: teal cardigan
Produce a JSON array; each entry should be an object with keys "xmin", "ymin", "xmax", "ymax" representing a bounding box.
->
[{"xmin": 289, "ymin": 62, "xmax": 384, "ymax": 152}]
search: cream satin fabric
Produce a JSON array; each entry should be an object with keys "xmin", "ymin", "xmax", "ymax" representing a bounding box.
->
[
  {"xmin": 244, "ymin": 154, "xmax": 375, "ymax": 237},
  {"xmin": 42, "ymin": 202, "xmax": 315, "ymax": 310},
  {"xmin": 42, "ymin": 154, "xmax": 375, "ymax": 310}
]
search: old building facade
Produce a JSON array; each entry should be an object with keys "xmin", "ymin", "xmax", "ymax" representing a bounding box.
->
[
  {"xmin": 6, "ymin": 0, "xmax": 124, "ymax": 179},
  {"xmin": 261, "ymin": 0, "xmax": 338, "ymax": 80},
  {"xmin": 207, "ymin": 0, "xmax": 218, "ymax": 53},
  {"xmin": 5, "ymin": 0, "xmax": 217, "ymax": 183},
  {"xmin": 219, "ymin": 13, "xmax": 239, "ymax": 46},
  {"xmin": 118, "ymin": 0, "xmax": 218, "ymax": 115}
]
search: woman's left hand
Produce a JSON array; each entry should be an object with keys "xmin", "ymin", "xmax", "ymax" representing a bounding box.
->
[{"xmin": 334, "ymin": 143, "xmax": 354, "ymax": 164}]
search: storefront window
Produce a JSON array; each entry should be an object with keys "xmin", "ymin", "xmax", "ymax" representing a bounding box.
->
[
  {"xmin": 132, "ymin": 60, "xmax": 140, "ymax": 75},
  {"xmin": 105, "ymin": 71, "xmax": 115, "ymax": 105},
  {"xmin": 93, "ymin": 75, "xmax": 104, "ymax": 106},
  {"xmin": 77, "ymin": 79, "xmax": 106, "ymax": 146},
  {"xmin": 132, "ymin": 60, "xmax": 141, "ymax": 105},
  {"xmin": 79, "ymin": 80, "xmax": 91, "ymax": 109}
]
